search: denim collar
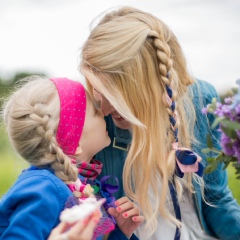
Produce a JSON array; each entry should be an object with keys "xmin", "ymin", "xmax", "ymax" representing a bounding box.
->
[{"xmin": 113, "ymin": 126, "xmax": 132, "ymax": 151}]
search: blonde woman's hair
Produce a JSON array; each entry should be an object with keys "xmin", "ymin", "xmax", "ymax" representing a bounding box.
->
[
  {"xmin": 2, "ymin": 76, "xmax": 78, "ymax": 183},
  {"xmin": 81, "ymin": 7, "xmax": 198, "ymax": 236}
]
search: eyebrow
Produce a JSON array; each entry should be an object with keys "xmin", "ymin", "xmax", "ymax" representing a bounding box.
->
[{"xmin": 94, "ymin": 88, "xmax": 101, "ymax": 94}]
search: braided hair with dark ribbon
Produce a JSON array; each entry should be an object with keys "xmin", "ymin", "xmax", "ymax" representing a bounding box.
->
[{"xmin": 165, "ymin": 72, "xmax": 204, "ymax": 240}]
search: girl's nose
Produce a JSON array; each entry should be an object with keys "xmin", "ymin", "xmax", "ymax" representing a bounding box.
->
[{"xmin": 97, "ymin": 108, "xmax": 104, "ymax": 117}]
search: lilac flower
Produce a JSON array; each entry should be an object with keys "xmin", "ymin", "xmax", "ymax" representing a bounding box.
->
[
  {"xmin": 220, "ymin": 133, "xmax": 234, "ymax": 156},
  {"xmin": 224, "ymin": 97, "xmax": 233, "ymax": 104},
  {"xmin": 202, "ymin": 80, "xmax": 240, "ymax": 178},
  {"xmin": 235, "ymin": 104, "xmax": 240, "ymax": 115},
  {"xmin": 232, "ymin": 139, "xmax": 240, "ymax": 163},
  {"xmin": 213, "ymin": 103, "xmax": 222, "ymax": 116},
  {"xmin": 237, "ymin": 130, "xmax": 240, "ymax": 139},
  {"xmin": 222, "ymin": 105, "xmax": 232, "ymax": 118},
  {"xmin": 201, "ymin": 107, "xmax": 208, "ymax": 114}
]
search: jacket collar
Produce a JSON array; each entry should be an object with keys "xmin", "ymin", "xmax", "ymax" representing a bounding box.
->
[{"xmin": 113, "ymin": 126, "xmax": 132, "ymax": 151}]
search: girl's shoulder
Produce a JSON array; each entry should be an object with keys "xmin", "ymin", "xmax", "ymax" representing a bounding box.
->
[
  {"xmin": 0, "ymin": 167, "xmax": 73, "ymax": 239},
  {"xmin": 1, "ymin": 167, "xmax": 72, "ymax": 212}
]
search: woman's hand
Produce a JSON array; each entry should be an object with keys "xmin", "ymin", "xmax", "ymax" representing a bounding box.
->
[
  {"xmin": 108, "ymin": 196, "xmax": 144, "ymax": 239},
  {"xmin": 48, "ymin": 210, "xmax": 101, "ymax": 240}
]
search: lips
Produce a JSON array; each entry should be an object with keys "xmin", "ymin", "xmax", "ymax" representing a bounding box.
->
[{"xmin": 111, "ymin": 114, "xmax": 125, "ymax": 122}]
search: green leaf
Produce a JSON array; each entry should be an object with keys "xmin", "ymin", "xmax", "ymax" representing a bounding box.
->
[
  {"xmin": 212, "ymin": 117, "xmax": 225, "ymax": 128},
  {"xmin": 222, "ymin": 161, "xmax": 230, "ymax": 170},
  {"xmin": 202, "ymin": 148, "xmax": 211, "ymax": 154},
  {"xmin": 206, "ymin": 135, "xmax": 213, "ymax": 149},
  {"xmin": 221, "ymin": 125, "xmax": 238, "ymax": 139},
  {"xmin": 221, "ymin": 120, "xmax": 240, "ymax": 130},
  {"xmin": 222, "ymin": 156, "xmax": 234, "ymax": 163},
  {"xmin": 211, "ymin": 98, "xmax": 218, "ymax": 104},
  {"xmin": 235, "ymin": 168, "xmax": 240, "ymax": 174},
  {"xmin": 215, "ymin": 153, "xmax": 224, "ymax": 162},
  {"xmin": 204, "ymin": 165, "xmax": 213, "ymax": 174},
  {"xmin": 210, "ymin": 160, "xmax": 219, "ymax": 172},
  {"xmin": 232, "ymin": 163, "xmax": 240, "ymax": 168},
  {"xmin": 231, "ymin": 87, "xmax": 238, "ymax": 95},
  {"xmin": 206, "ymin": 157, "xmax": 215, "ymax": 163}
]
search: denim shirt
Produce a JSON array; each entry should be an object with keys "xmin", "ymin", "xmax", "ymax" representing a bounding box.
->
[{"xmin": 96, "ymin": 79, "xmax": 240, "ymax": 240}]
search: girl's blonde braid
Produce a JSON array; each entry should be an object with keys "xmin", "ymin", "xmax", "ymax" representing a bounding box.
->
[{"xmin": 28, "ymin": 102, "xmax": 79, "ymax": 183}]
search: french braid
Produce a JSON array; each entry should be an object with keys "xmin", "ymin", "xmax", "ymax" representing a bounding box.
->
[
  {"xmin": 2, "ymin": 77, "xmax": 78, "ymax": 183},
  {"xmin": 148, "ymin": 29, "xmax": 184, "ymax": 229},
  {"xmin": 148, "ymin": 29, "xmax": 179, "ymax": 139}
]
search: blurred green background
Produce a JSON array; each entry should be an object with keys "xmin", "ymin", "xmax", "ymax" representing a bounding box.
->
[{"xmin": 0, "ymin": 73, "xmax": 239, "ymax": 204}]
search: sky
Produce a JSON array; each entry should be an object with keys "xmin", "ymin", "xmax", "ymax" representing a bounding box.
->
[{"xmin": 0, "ymin": 0, "xmax": 240, "ymax": 93}]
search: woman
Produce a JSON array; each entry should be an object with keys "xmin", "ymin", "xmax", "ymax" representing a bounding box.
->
[{"xmin": 79, "ymin": 6, "xmax": 240, "ymax": 240}]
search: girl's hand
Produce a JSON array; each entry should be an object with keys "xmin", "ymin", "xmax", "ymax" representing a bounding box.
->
[
  {"xmin": 108, "ymin": 196, "xmax": 144, "ymax": 239},
  {"xmin": 48, "ymin": 210, "xmax": 101, "ymax": 240}
]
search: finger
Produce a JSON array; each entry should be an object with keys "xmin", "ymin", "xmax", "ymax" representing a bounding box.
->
[
  {"xmin": 51, "ymin": 222, "xmax": 69, "ymax": 235},
  {"xmin": 108, "ymin": 207, "xmax": 120, "ymax": 218},
  {"xmin": 121, "ymin": 207, "xmax": 140, "ymax": 218},
  {"xmin": 132, "ymin": 216, "xmax": 145, "ymax": 223},
  {"xmin": 115, "ymin": 196, "xmax": 130, "ymax": 206},
  {"xmin": 116, "ymin": 201, "xmax": 135, "ymax": 213},
  {"xmin": 68, "ymin": 210, "xmax": 101, "ymax": 236},
  {"xmin": 78, "ymin": 212, "xmax": 101, "ymax": 238}
]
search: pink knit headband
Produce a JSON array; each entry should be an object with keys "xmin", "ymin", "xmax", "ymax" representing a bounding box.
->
[{"xmin": 50, "ymin": 78, "xmax": 86, "ymax": 155}]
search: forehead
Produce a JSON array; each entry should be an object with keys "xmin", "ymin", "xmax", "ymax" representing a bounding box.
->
[
  {"xmin": 83, "ymin": 68, "xmax": 114, "ymax": 103},
  {"xmin": 83, "ymin": 69, "xmax": 102, "ymax": 90},
  {"xmin": 86, "ymin": 77, "xmax": 99, "ymax": 93}
]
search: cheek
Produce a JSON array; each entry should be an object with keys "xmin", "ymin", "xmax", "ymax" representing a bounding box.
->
[
  {"xmin": 101, "ymin": 98, "xmax": 113, "ymax": 110},
  {"xmin": 93, "ymin": 90, "xmax": 101, "ymax": 102}
]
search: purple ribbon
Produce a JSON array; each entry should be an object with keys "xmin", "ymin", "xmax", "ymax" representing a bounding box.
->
[
  {"xmin": 175, "ymin": 149, "xmax": 204, "ymax": 178},
  {"xmin": 99, "ymin": 175, "xmax": 119, "ymax": 210}
]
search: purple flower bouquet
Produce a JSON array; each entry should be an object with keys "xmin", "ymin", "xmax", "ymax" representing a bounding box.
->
[{"xmin": 202, "ymin": 80, "xmax": 240, "ymax": 179}]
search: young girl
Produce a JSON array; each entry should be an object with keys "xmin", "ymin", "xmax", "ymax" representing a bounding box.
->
[{"xmin": 0, "ymin": 76, "xmax": 143, "ymax": 240}]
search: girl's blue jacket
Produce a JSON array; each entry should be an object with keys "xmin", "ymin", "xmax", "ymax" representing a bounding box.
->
[{"xmin": 0, "ymin": 168, "xmax": 138, "ymax": 240}]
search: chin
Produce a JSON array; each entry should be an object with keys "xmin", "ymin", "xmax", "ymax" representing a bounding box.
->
[
  {"xmin": 112, "ymin": 118, "xmax": 131, "ymax": 130},
  {"xmin": 106, "ymin": 137, "xmax": 111, "ymax": 147}
]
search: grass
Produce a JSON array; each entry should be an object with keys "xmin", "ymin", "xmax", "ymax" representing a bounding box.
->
[
  {"xmin": 0, "ymin": 124, "xmax": 239, "ymax": 204},
  {"xmin": 0, "ymin": 123, "xmax": 28, "ymax": 197},
  {"xmin": 227, "ymin": 164, "xmax": 240, "ymax": 204},
  {"xmin": 0, "ymin": 152, "xmax": 28, "ymax": 195}
]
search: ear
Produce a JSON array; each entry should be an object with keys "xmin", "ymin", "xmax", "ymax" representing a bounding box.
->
[{"xmin": 75, "ymin": 144, "xmax": 83, "ymax": 155}]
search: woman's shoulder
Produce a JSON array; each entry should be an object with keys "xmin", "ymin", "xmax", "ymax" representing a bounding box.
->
[
  {"xmin": 191, "ymin": 79, "xmax": 218, "ymax": 99},
  {"xmin": 190, "ymin": 79, "xmax": 220, "ymax": 107}
]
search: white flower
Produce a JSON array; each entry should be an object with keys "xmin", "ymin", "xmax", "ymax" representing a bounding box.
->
[{"xmin": 60, "ymin": 198, "xmax": 105, "ymax": 223}]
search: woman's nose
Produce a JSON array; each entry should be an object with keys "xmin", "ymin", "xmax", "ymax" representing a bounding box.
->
[
  {"xmin": 92, "ymin": 88, "xmax": 114, "ymax": 116},
  {"xmin": 101, "ymin": 97, "xmax": 114, "ymax": 116}
]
